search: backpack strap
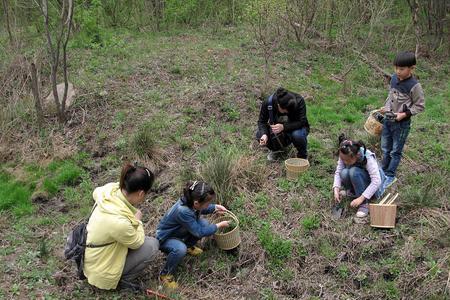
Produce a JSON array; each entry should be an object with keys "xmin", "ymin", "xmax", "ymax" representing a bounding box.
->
[
  {"xmin": 267, "ymin": 94, "xmax": 275, "ymax": 125},
  {"xmin": 86, "ymin": 241, "xmax": 115, "ymax": 248}
]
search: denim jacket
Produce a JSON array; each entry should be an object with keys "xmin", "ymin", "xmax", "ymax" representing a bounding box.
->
[{"xmin": 156, "ymin": 197, "xmax": 217, "ymax": 243}]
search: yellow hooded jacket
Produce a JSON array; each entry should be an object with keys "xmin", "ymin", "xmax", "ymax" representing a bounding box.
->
[{"xmin": 83, "ymin": 182, "xmax": 145, "ymax": 290}]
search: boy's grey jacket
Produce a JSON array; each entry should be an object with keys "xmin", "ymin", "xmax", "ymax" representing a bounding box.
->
[{"xmin": 385, "ymin": 74, "xmax": 425, "ymax": 117}]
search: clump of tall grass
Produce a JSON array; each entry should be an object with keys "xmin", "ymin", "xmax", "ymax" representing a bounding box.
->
[
  {"xmin": 200, "ymin": 144, "xmax": 268, "ymax": 207},
  {"xmin": 402, "ymin": 172, "xmax": 448, "ymax": 210},
  {"xmin": 132, "ymin": 122, "xmax": 158, "ymax": 159},
  {"xmin": 200, "ymin": 149, "xmax": 235, "ymax": 207}
]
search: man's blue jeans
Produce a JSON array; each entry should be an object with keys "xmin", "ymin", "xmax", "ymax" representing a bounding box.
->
[
  {"xmin": 286, "ymin": 127, "xmax": 308, "ymax": 159},
  {"xmin": 159, "ymin": 219, "xmax": 208, "ymax": 275},
  {"xmin": 381, "ymin": 119, "xmax": 411, "ymax": 177}
]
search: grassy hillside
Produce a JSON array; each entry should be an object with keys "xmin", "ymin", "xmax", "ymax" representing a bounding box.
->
[{"xmin": 0, "ymin": 27, "xmax": 449, "ymax": 299}]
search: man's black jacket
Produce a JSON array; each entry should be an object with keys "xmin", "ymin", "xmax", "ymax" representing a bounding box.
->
[{"xmin": 257, "ymin": 92, "xmax": 310, "ymax": 137}]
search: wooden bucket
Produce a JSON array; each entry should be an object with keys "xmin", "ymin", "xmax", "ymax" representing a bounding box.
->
[
  {"xmin": 285, "ymin": 158, "xmax": 309, "ymax": 180},
  {"xmin": 364, "ymin": 110, "xmax": 383, "ymax": 137},
  {"xmin": 212, "ymin": 210, "xmax": 241, "ymax": 250},
  {"xmin": 369, "ymin": 204, "xmax": 397, "ymax": 228}
]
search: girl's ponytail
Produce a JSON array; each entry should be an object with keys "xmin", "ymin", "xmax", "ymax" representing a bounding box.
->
[
  {"xmin": 120, "ymin": 162, "xmax": 154, "ymax": 194},
  {"xmin": 183, "ymin": 181, "xmax": 195, "ymax": 207},
  {"xmin": 182, "ymin": 181, "xmax": 215, "ymax": 208},
  {"xmin": 338, "ymin": 135, "xmax": 367, "ymax": 163}
]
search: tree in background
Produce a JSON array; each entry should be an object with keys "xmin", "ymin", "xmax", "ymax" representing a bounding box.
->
[
  {"xmin": 245, "ymin": 0, "xmax": 283, "ymax": 93},
  {"xmin": 36, "ymin": 0, "xmax": 74, "ymax": 123},
  {"xmin": 2, "ymin": 0, "xmax": 14, "ymax": 46}
]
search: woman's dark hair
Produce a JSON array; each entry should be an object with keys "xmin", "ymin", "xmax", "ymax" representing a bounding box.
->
[
  {"xmin": 337, "ymin": 133, "xmax": 367, "ymax": 163},
  {"xmin": 182, "ymin": 181, "xmax": 215, "ymax": 208},
  {"xmin": 275, "ymin": 87, "xmax": 296, "ymax": 111},
  {"xmin": 120, "ymin": 163, "xmax": 154, "ymax": 194},
  {"xmin": 393, "ymin": 51, "xmax": 416, "ymax": 67}
]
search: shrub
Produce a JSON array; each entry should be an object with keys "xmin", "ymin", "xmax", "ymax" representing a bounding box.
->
[
  {"xmin": 200, "ymin": 148, "xmax": 235, "ymax": 206},
  {"xmin": 254, "ymin": 192, "xmax": 270, "ymax": 210},
  {"xmin": 402, "ymin": 173, "xmax": 447, "ymax": 209},
  {"xmin": 301, "ymin": 214, "xmax": 321, "ymax": 231},
  {"xmin": 132, "ymin": 122, "xmax": 158, "ymax": 160},
  {"xmin": 221, "ymin": 102, "xmax": 240, "ymax": 121},
  {"xmin": 258, "ymin": 223, "xmax": 292, "ymax": 266}
]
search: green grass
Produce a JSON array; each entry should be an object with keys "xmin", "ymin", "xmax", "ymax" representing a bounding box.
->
[
  {"xmin": 301, "ymin": 214, "xmax": 321, "ymax": 232},
  {"xmin": 42, "ymin": 161, "xmax": 83, "ymax": 197},
  {"xmin": 1, "ymin": 23, "xmax": 449, "ymax": 299},
  {"xmin": 0, "ymin": 172, "xmax": 33, "ymax": 216},
  {"xmin": 0, "ymin": 157, "xmax": 86, "ymax": 217},
  {"xmin": 258, "ymin": 223, "xmax": 292, "ymax": 267}
]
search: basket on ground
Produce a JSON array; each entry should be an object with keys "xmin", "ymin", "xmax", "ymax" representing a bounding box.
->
[
  {"xmin": 369, "ymin": 203, "xmax": 397, "ymax": 228},
  {"xmin": 364, "ymin": 109, "xmax": 383, "ymax": 136},
  {"xmin": 285, "ymin": 158, "xmax": 309, "ymax": 180},
  {"xmin": 212, "ymin": 210, "xmax": 241, "ymax": 250}
]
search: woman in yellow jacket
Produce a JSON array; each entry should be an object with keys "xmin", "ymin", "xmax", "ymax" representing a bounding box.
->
[{"xmin": 83, "ymin": 163, "xmax": 159, "ymax": 290}]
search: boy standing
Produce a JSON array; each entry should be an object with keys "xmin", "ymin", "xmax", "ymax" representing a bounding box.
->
[{"xmin": 381, "ymin": 51, "xmax": 425, "ymax": 189}]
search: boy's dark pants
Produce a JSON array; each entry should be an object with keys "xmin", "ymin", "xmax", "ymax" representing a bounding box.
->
[
  {"xmin": 381, "ymin": 118, "xmax": 411, "ymax": 177},
  {"xmin": 256, "ymin": 125, "xmax": 308, "ymax": 159}
]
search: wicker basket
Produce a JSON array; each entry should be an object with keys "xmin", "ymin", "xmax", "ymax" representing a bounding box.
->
[
  {"xmin": 364, "ymin": 109, "xmax": 383, "ymax": 136},
  {"xmin": 285, "ymin": 158, "xmax": 309, "ymax": 180},
  {"xmin": 369, "ymin": 203, "xmax": 397, "ymax": 228},
  {"xmin": 212, "ymin": 210, "xmax": 241, "ymax": 250}
]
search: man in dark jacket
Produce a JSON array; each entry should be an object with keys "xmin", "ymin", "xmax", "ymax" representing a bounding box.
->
[{"xmin": 256, "ymin": 87, "xmax": 310, "ymax": 161}]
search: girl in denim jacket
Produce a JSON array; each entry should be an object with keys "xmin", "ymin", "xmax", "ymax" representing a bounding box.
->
[{"xmin": 156, "ymin": 181, "xmax": 229, "ymax": 288}]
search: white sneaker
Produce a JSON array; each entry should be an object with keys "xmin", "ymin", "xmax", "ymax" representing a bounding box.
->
[
  {"xmin": 356, "ymin": 204, "xmax": 369, "ymax": 218},
  {"xmin": 356, "ymin": 210, "xmax": 368, "ymax": 218}
]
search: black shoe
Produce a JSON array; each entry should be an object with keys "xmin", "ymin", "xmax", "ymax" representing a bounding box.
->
[
  {"xmin": 118, "ymin": 280, "xmax": 144, "ymax": 293},
  {"xmin": 296, "ymin": 152, "xmax": 307, "ymax": 159}
]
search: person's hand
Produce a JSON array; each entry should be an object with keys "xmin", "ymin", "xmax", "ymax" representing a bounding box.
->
[
  {"xmin": 379, "ymin": 106, "xmax": 386, "ymax": 113},
  {"xmin": 333, "ymin": 187, "xmax": 341, "ymax": 203},
  {"xmin": 215, "ymin": 205, "xmax": 228, "ymax": 214},
  {"xmin": 259, "ymin": 134, "xmax": 268, "ymax": 146},
  {"xmin": 216, "ymin": 221, "xmax": 230, "ymax": 229},
  {"xmin": 270, "ymin": 124, "xmax": 284, "ymax": 134},
  {"xmin": 135, "ymin": 209, "xmax": 143, "ymax": 221},
  {"xmin": 350, "ymin": 196, "xmax": 365, "ymax": 208},
  {"xmin": 395, "ymin": 112, "xmax": 407, "ymax": 121}
]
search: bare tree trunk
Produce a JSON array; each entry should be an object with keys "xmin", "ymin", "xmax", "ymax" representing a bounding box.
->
[
  {"xmin": 61, "ymin": 0, "xmax": 74, "ymax": 114},
  {"xmin": 406, "ymin": 0, "xmax": 420, "ymax": 57},
  {"xmin": 2, "ymin": 0, "xmax": 14, "ymax": 46},
  {"xmin": 231, "ymin": 0, "xmax": 235, "ymax": 25},
  {"xmin": 40, "ymin": 0, "xmax": 64, "ymax": 122},
  {"xmin": 30, "ymin": 62, "xmax": 44, "ymax": 128},
  {"xmin": 328, "ymin": 0, "xmax": 335, "ymax": 42}
]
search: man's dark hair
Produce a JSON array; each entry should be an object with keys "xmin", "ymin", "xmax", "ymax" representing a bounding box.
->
[
  {"xmin": 393, "ymin": 51, "xmax": 416, "ymax": 67},
  {"xmin": 275, "ymin": 87, "xmax": 296, "ymax": 111}
]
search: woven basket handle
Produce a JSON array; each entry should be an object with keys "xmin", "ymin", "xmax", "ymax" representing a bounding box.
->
[{"xmin": 214, "ymin": 209, "xmax": 239, "ymax": 225}]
